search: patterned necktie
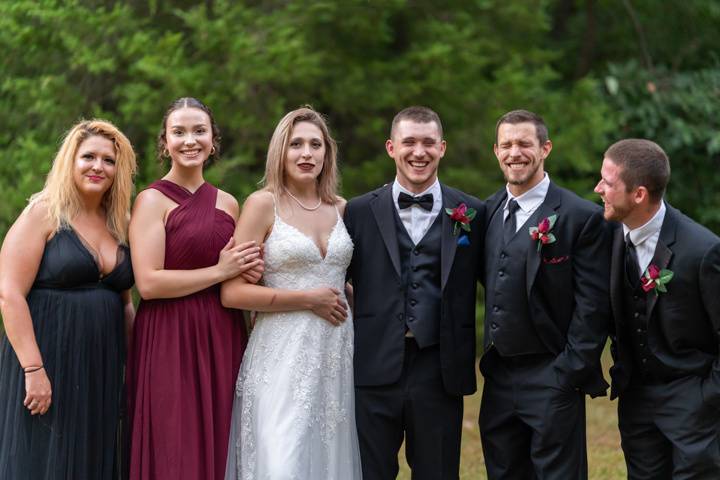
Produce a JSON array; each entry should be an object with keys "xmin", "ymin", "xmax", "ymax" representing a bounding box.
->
[
  {"xmin": 503, "ymin": 198, "xmax": 520, "ymax": 245},
  {"xmin": 625, "ymin": 233, "xmax": 641, "ymax": 287}
]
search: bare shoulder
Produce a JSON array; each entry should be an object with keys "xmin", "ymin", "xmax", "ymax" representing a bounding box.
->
[
  {"xmin": 335, "ymin": 196, "xmax": 347, "ymax": 216},
  {"xmin": 133, "ymin": 187, "xmax": 174, "ymax": 212},
  {"xmin": 242, "ymin": 189, "xmax": 275, "ymax": 213},
  {"xmin": 20, "ymin": 199, "xmax": 55, "ymax": 240},
  {"xmin": 216, "ymin": 189, "xmax": 240, "ymax": 220}
]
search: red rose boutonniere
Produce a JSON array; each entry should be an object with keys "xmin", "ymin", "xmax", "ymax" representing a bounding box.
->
[
  {"xmin": 445, "ymin": 203, "xmax": 476, "ymax": 243},
  {"xmin": 641, "ymin": 264, "xmax": 673, "ymax": 294},
  {"xmin": 529, "ymin": 214, "xmax": 557, "ymax": 251}
]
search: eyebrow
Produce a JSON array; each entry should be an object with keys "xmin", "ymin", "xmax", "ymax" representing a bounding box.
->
[{"xmin": 169, "ymin": 123, "xmax": 208, "ymax": 129}]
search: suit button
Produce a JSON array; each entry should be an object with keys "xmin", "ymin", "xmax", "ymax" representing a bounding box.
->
[
  {"xmin": 397, "ymin": 313, "xmax": 404, "ymax": 321},
  {"xmin": 498, "ymin": 270, "xmax": 505, "ymax": 277},
  {"xmin": 410, "ymin": 299, "xmax": 417, "ymax": 306},
  {"xmin": 641, "ymin": 358, "xmax": 647, "ymax": 364},
  {"xmin": 639, "ymin": 343, "xmax": 645, "ymax": 347},
  {"xmin": 633, "ymin": 295, "xmax": 640, "ymax": 301},
  {"xmin": 413, "ymin": 248, "xmax": 421, "ymax": 255},
  {"xmin": 636, "ymin": 328, "xmax": 642, "ymax": 333},
  {"xmin": 411, "ymin": 282, "xmax": 419, "ymax": 289},
  {"xmin": 500, "ymin": 253, "xmax": 506, "ymax": 259},
  {"xmin": 633, "ymin": 312, "xmax": 640, "ymax": 318},
  {"xmin": 491, "ymin": 322, "xmax": 499, "ymax": 330},
  {"xmin": 493, "ymin": 306, "xmax": 499, "ymax": 313},
  {"xmin": 408, "ymin": 316, "xmax": 415, "ymax": 322},
  {"xmin": 412, "ymin": 266, "xmax": 419, "ymax": 272}
]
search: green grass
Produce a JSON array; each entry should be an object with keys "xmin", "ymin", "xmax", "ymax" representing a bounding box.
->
[{"xmin": 397, "ymin": 351, "xmax": 626, "ymax": 479}]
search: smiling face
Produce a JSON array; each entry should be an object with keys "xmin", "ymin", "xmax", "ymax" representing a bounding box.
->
[
  {"xmin": 494, "ymin": 122, "xmax": 551, "ymax": 195},
  {"xmin": 387, "ymin": 119, "xmax": 445, "ymax": 194},
  {"xmin": 284, "ymin": 121, "xmax": 326, "ymax": 187},
  {"xmin": 165, "ymin": 107, "xmax": 213, "ymax": 168},
  {"xmin": 595, "ymin": 156, "xmax": 637, "ymax": 223},
  {"xmin": 72, "ymin": 135, "xmax": 117, "ymax": 197}
]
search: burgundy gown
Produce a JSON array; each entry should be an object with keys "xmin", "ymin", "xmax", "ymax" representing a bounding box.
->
[{"xmin": 127, "ymin": 180, "xmax": 247, "ymax": 480}]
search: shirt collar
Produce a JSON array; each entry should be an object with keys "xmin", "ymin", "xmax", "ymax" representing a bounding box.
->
[
  {"xmin": 623, "ymin": 202, "xmax": 666, "ymax": 246},
  {"xmin": 504, "ymin": 173, "xmax": 550, "ymax": 212},
  {"xmin": 393, "ymin": 177, "xmax": 441, "ymax": 203}
]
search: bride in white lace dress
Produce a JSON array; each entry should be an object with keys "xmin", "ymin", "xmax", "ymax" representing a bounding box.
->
[{"xmin": 222, "ymin": 108, "xmax": 362, "ymax": 480}]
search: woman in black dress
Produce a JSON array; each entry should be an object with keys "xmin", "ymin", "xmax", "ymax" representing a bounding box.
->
[{"xmin": 0, "ymin": 119, "xmax": 137, "ymax": 479}]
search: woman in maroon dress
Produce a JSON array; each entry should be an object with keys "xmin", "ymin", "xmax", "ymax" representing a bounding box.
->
[{"xmin": 127, "ymin": 97, "xmax": 263, "ymax": 480}]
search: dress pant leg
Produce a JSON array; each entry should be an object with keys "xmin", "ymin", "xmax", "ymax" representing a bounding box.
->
[
  {"xmin": 654, "ymin": 377, "xmax": 720, "ymax": 480},
  {"xmin": 619, "ymin": 384, "xmax": 674, "ymax": 479},
  {"xmin": 403, "ymin": 341, "xmax": 463, "ymax": 480},
  {"xmin": 479, "ymin": 350, "xmax": 536, "ymax": 480},
  {"xmin": 523, "ymin": 358, "xmax": 587, "ymax": 480},
  {"xmin": 355, "ymin": 381, "xmax": 405, "ymax": 480}
]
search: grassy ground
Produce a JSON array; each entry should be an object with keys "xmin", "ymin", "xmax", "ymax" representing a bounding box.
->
[{"xmin": 397, "ymin": 351, "xmax": 626, "ymax": 479}]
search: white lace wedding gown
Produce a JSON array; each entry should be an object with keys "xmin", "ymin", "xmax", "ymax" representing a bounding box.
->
[{"xmin": 225, "ymin": 208, "xmax": 362, "ymax": 480}]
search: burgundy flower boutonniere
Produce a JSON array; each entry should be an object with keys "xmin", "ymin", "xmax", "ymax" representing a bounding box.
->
[
  {"xmin": 529, "ymin": 214, "xmax": 557, "ymax": 251},
  {"xmin": 446, "ymin": 203, "xmax": 476, "ymax": 245},
  {"xmin": 641, "ymin": 264, "xmax": 674, "ymax": 294}
]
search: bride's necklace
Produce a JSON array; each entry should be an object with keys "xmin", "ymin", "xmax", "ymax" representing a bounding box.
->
[{"xmin": 285, "ymin": 189, "xmax": 322, "ymax": 211}]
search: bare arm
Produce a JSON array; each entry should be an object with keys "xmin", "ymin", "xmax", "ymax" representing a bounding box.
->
[
  {"xmin": 129, "ymin": 188, "xmax": 262, "ymax": 300},
  {"xmin": 0, "ymin": 201, "xmax": 54, "ymax": 414},
  {"xmin": 220, "ymin": 191, "xmax": 347, "ymax": 325},
  {"xmin": 122, "ymin": 289, "xmax": 135, "ymax": 349}
]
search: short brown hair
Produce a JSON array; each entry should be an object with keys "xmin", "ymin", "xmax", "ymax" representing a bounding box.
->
[
  {"xmin": 495, "ymin": 109, "xmax": 549, "ymax": 144},
  {"xmin": 604, "ymin": 139, "xmax": 670, "ymax": 203},
  {"xmin": 390, "ymin": 106, "xmax": 443, "ymax": 139}
]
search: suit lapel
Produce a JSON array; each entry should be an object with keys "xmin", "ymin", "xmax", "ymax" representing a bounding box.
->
[
  {"xmin": 526, "ymin": 183, "xmax": 562, "ymax": 294},
  {"xmin": 440, "ymin": 184, "xmax": 460, "ymax": 291},
  {"xmin": 370, "ymin": 185, "xmax": 402, "ymax": 279},
  {"xmin": 610, "ymin": 225, "xmax": 626, "ymax": 326},
  {"xmin": 646, "ymin": 204, "xmax": 676, "ymax": 316}
]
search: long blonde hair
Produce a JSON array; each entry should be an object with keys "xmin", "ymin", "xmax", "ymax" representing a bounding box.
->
[
  {"xmin": 262, "ymin": 107, "xmax": 339, "ymax": 204},
  {"xmin": 29, "ymin": 119, "xmax": 137, "ymax": 244}
]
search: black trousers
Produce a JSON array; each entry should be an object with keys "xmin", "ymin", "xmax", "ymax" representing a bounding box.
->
[
  {"xmin": 619, "ymin": 375, "xmax": 720, "ymax": 480},
  {"xmin": 479, "ymin": 349, "xmax": 587, "ymax": 480},
  {"xmin": 355, "ymin": 338, "xmax": 463, "ymax": 480}
]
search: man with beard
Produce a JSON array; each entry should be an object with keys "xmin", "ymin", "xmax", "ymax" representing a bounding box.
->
[
  {"xmin": 479, "ymin": 109, "xmax": 610, "ymax": 479},
  {"xmin": 595, "ymin": 139, "xmax": 720, "ymax": 479}
]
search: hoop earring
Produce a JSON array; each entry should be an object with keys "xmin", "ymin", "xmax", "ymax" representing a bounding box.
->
[
  {"xmin": 162, "ymin": 148, "xmax": 170, "ymax": 158},
  {"xmin": 210, "ymin": 146, "xmax": 216, "ymax": 156}
]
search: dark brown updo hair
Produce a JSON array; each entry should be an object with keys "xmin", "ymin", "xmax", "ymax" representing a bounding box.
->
[{"xmin": 156, "ymin": 97, "xmax": 221, "ymax": 165}]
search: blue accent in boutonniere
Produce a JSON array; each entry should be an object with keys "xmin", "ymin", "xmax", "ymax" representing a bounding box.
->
[{"xmin": 457, "ymin": 234, "xmax": 470, "ymax": 246}]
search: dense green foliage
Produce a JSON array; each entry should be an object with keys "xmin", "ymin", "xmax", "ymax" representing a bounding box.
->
[{"xmin": 1, "ymin": 1, "xmax": 719, "ymax": 339}]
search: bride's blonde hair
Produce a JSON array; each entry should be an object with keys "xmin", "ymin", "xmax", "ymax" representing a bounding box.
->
[
  {"xmin": 261, "ymin": 107, "xmax": 339, "ymax": 204},
  {"xmin": 28, "ymin": 119, "xmax": 137, "ymax": 244}
]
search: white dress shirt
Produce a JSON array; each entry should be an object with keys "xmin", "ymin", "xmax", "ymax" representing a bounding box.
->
[
  {"xmin": 504, "ymin": 173, "xmax": 551, "ymax": 232},
  {"xmin": 392, "ymin": 178, "xmax": 443, "ymax": 245},
  {"xmin": 623, "ymin": 202, "xmax": 666, "ymax": 276}
]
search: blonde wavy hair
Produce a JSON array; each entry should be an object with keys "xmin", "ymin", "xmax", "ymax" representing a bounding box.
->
[
  {"xmin": 29, "ymin": 119, "xmax": 137, "ymax": 244},
  {"xmin": 262, "ymin": 107, "xmax": 339, "ymax": 204}
]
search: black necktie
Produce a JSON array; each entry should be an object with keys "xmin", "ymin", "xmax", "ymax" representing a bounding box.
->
[
  {"xmin": 625, "ymin": 233, "xmax": 641, "ymax": 287},
  {"xmin": 398, "ymin": 192, "xmax": 433, "ymax": 211},
  {"xmin": 503, "ymin": 198, "xmax": 520, "ymax": 244}
]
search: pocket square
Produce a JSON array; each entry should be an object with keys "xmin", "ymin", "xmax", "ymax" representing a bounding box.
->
[
  {"xmin": 457, "ymin": 234, "xmax": 470, "ymax": 246},
  {"xmin": 542, "ymin": 255, "xmax": 570, "ymax": 264}
]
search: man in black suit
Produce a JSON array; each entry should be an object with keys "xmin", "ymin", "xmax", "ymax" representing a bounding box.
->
[
  {"xmin": 479, "ymin": 109, "xmax": 610, "ymax": 479},
  {"xmin": 344, "ymin": 106, "xmax": 484, "ymax": 479},
  {"xmin": 595, "ymin": 138, "xmax": 720, "ymax": 479}
]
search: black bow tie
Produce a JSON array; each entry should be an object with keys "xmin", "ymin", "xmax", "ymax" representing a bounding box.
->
[{"xmin": 398, "ymin": 192, "xmax": 434, "ymax": 211}]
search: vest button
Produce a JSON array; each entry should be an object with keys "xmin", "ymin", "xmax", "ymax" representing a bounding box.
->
[
  {"xmin": 397, "ymin": 313, "xmax": 404, "ymax": 321},
  {"xmin": 639, "ymin": 343, "xmax": 645, "ymax": 347},
  {"xmin": 491, "ymin": 322, "xmax": 499, "ymax": 330},
  {"xmin": 633, "ymin": 312, "xmax": 640, "ymax": 318},
  {"xmin": 411, "ymin": 282, "xmax": 419, "ymax": 289},
  {"xmin": 412, "ymin": 266, "xmax": 419, "ymax": 272},
  {"xmin": 641, "ymin": 358, "xmax": 647, "ymax": 363},
  {"xmin": 498, "ymin": 270, "xmax": 505, "ymax": 277},
  {"xmin": 500, "ymin": 253, "xmax": 506, "ymax": 259},
  {"xmin": 633, "ymin": 295, "xmax": 640, "ymax": 301},
  {"xmin": 410, "ymin": 299, "xmax": 417, "ymax": 306},
  {"xmin": 413, "ymin": 248, "xmax": 421, "ymax": 255},
  {"xmin": 408, "ymin": 316, "xmax": 415, "ymax": 322},
  {"xmin": 636, "ymin": 328, "xmax": 642, "ymax": 333},
  {"xmin": 493, "ymin": 306, "xmax": 499, "ymax": 312}
]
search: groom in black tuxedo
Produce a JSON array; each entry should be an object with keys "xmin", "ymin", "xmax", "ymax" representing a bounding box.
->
[
  {"xmin": 344, "ymin": 106, "xmax": 484, "ymax": 479},
  {"xmin": 479, "ymin": 110, "xmax": 610, "ymax": 479},
  {"xmin": 595, "ymin": 139, "xmax": 720, "ymax": 478}
]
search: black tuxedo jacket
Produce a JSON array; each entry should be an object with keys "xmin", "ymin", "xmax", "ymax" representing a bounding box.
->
[
  {"xmin": 344, "ymin": 183, "xmax": 485, "ymax": 396},
  {"xmin": 483, "ymin": 182, "xmax": 611, "ymax": 397},
  {"xmin": 609, "ymin": 204, "xmax": 720, "ymax": 400}
]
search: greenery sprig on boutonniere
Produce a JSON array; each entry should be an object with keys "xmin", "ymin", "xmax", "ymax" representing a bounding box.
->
[
  {"xmin": 529, "ymin": 214, "xmax": 557, "ymax": 251},
  {"xmin": 641, "ymin": 264, "xmax": 673, "ymax": 294},
  {"xmin": 446, "ymin": 203, "xmax": 476, "ymax": 245}
]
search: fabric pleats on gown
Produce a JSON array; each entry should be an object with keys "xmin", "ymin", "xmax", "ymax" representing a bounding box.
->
[{"xmin": 127, "ymin": 180, "xmax": 247, "ymax": 480}]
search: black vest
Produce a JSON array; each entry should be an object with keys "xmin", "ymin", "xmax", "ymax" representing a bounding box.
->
[
  {"xmin": 622, "ymin": 263, "xmax": 672, "ymax": 383},
  {"xmin": 484, "ymin": 204, "xmax": 547, "ymax": 356},
  {"xmin": 394, "ymin": 209, "xmax": 442, "ymax": 348}
]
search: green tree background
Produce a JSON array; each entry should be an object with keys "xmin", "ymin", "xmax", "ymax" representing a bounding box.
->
[{"xmin": 1, "ymin": 0, "xmax": 719, "ymax": 337}]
